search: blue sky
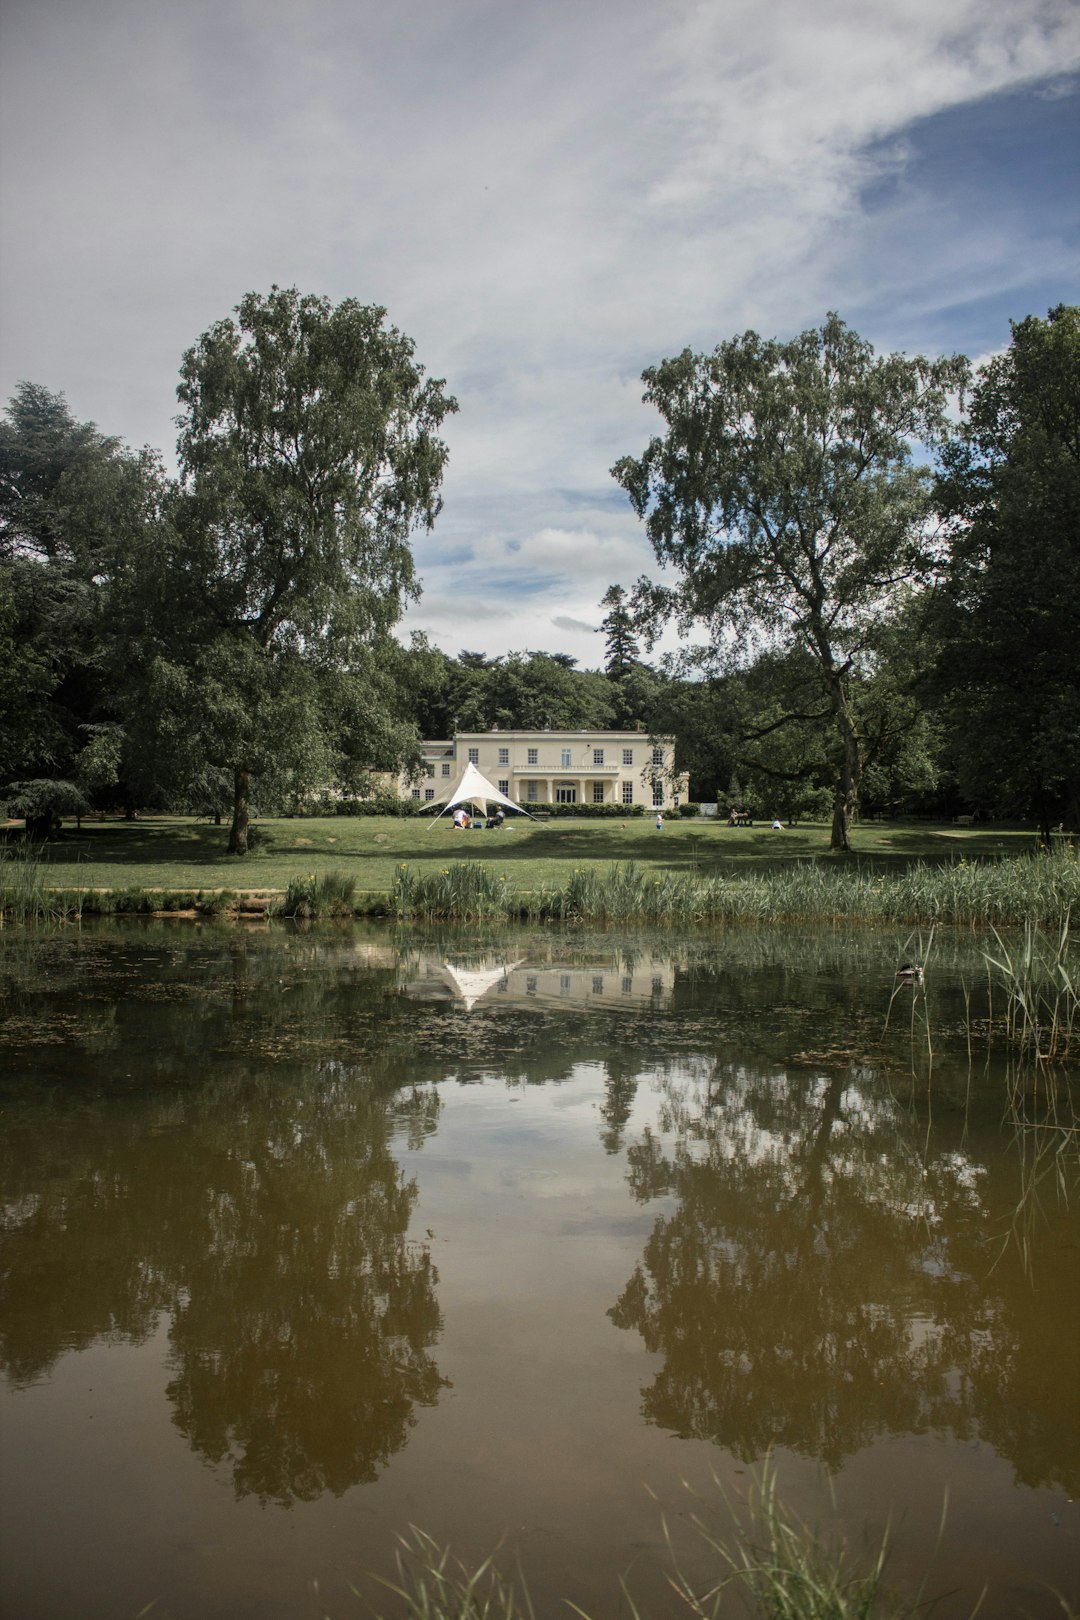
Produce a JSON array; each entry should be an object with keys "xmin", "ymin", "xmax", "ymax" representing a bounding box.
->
[{"xmin": 2, "ymin": 0, "xmax": 1077, "ymax": 666}]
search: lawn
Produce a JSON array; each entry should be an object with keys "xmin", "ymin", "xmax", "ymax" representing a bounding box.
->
[{"xmin": 8, "ymin": 813, "xmax": 1044, "ymax": 897}]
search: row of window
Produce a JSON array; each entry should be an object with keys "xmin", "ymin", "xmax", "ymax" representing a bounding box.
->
[
  {"xmin": 413, "ymin": 782, "xmax": 667, "ymax": 806},
  {"xmin": 463, "ymin": 746, "xmax": 664, "ymax": 768}
]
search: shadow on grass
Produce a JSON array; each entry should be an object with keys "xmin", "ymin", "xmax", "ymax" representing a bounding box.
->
[{"xmin": 8, "ymin": 817, "xmax": 1042, "ymax": 881}]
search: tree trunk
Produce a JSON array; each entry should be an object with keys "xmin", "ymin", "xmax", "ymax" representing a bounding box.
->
[
  {"xmin": 828, "ymin": 679, "xmax": 862, "ymax": 853},
  {"xmin": 228, "ymin": 767, "xmax": 250, "ymax": 855}
]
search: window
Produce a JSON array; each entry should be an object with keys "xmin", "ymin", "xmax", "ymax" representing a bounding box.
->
[
  {"xmin": 555, "ymin": 784, "xmax": 576, "ymax": 803},
  {"xmin": 498, "ymin": 747, "xmax": 509, "ymax": 765},
  {"xmin": 653, "ymin": 785, "xmax": 664, "ymax": 807},
  {"xmin": 560, "ymin": 748, "xmax": 572, "ymax": 768},
  {"xmin": 468, "ymin": 747, "xmax": 479, "ymax": 764},
  {"xmin": 622, "ymin": 782, "xmax": 634, "ymax": 805},
  {"xmin": 498, "ymin": 779, "xmax": 509, "ymax": 796},
  {"xmin": 622, "ymin": 748, "xmax": 633, "ymax": 766},
  {"xmin": 441, "ymin": 763, "xmax": 451, "ymax": 776},
  {"xmin": 411, "ymin": 788, "xmax": 420, "ymax": 800},
  {"xmin": 621, "ymin": 976, "xmax": 633, "ymax": 994},
  {"xmin": 526, "ymin": 782, "xmax": 539, "ymax": 802},
  {"xmin": 527, "ymin": 747, "xmax": 538, "ymax": 765},
  {"xmin": 592, "ymin": 782, "xmax": 604, "ymax": 803},
  {"xmin": 559, "ymin": 974, "xmax": 571, "ymax": 996},
  {"xmin": 592, "ymin": 975, "xmax": 604, "ymax": 994},
  {"xmin": 593, "ymin": 748, "xmax": 604, "ymax": 765},
  {"xmin": 652, "ymin": 746, "xmax": 664, "ymax": 767},
  {"xmin": 424, "ymin": 788, "xmax": 434, "ymax": 801},
  {"xmin": 526, "ymin": 975, "xmax": 537, "ymax": 995},
  {"xmin": 424, "ymin": 763, "xmax": 435, "ymax": 777}
]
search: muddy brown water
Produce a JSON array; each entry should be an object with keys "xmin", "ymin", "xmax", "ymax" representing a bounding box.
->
[{"xmin": 1, "ymin": 920, "xmax": 1077, "ymax": 1619}]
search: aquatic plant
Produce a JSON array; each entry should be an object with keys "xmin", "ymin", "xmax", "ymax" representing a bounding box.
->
[
  {"xmin": 276, "ymin": 870, "xmax": 358, "ymax": 919},
  {"xmin": 392, "ymin": 862, "xmax": 510, "ymax": 921},
  {"xmin": 366, "ymin": 1527, "xmax": 531, "ymax": 1620},
  {"xmin": 983, "ymin": 917, "xmax": 1078, "ymax": 1063},
  {"xmin": 363, "ymin": 1466, "xmax": 980, "ymax": 1620}
]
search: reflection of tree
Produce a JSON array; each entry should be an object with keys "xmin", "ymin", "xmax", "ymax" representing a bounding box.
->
[
  {"xmin": 609, "ymin": 1063, "xmax": 1080, "ymax": 1491},
  {"xmin": 0, "ymin": 1056, "xmax": 446, "ymax": 1504},
  {"xmin": 164, "ymin": 1068, "xmax": 446, "ymax": 1503},
  {"xmin": 599, "ymin": 1055, "xmax": 641, "ymax": 1155}
]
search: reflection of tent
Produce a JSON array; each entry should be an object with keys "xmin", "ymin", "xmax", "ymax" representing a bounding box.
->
[
  {"xmin": 426, "ymin": 760, "xmax": 531, "ymax": 825},
  {"xmin": 438, "ymin": 958, "xmax": 525, "ymax": 1010}
]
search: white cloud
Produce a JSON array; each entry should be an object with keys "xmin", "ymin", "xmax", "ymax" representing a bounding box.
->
[{"xmin": 2, "ymin": 0, "xmax": 1078, "ymax": 664}]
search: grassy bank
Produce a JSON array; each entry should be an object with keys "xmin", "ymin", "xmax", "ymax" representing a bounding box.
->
[
  {"xmin": 3, "ymin": 836, "xmax": 1079, "ymax": 930},
  {"xmin": 0, "ymin": 811, "xmax": 1063, "ymax": 894}
]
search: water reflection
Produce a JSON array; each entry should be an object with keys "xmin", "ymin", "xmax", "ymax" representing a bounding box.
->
[
  {"xmin": 609, "ymin": 1059, "xmax": 1080, "ymax": 1492},
  {"xmin": 1, "ymin": 920, "xmax": 1078, "ymax": 1560},
  {"xmin": 1, "ymin": 1050, "xmax": 447, "ymax": 1504}
]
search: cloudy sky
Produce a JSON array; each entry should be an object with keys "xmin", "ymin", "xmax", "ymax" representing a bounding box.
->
[{"xmin": 2, "ymin": 0, "xmax": 1078, "ymax": 667}]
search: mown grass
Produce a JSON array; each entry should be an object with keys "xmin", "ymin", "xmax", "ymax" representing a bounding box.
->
[{"xmin": 1, "ymin": 812, "xmax": 1054, "ymax": 897}]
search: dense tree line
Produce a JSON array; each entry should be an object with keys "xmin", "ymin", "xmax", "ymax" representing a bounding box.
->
[{"xmin": 1, "ymin": 299, "xmax": 1076, "ymax": 852}]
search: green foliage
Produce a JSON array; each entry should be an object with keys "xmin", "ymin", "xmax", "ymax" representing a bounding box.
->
[
  {"xmin": 614, "ymin": 314, "xmax": 967, "ymax": 850},
  {"xmin": 2, "ymin": 777, "xmax": 91, "ymax": 839},
  {"xmin": 535, "ymin": 801, "xmax": 647, "ymax": 818},
  {"xmin": 153, "ymin": 286, "xmax": 457, "ymax": 853},
  {"xmin": 930, "ymin": 305, "xmax": 1080, "ymax": 836},
  {"xmin": 0, "ymin": 382, "xmax": 166, "ymax": 814}
]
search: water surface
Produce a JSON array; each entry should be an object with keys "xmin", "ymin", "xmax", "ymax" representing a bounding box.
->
[{"xmin": 1, "ymin": 922, "xmax": 1077, "ymax": 1618}]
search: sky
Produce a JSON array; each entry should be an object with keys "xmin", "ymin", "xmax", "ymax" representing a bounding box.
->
[{"xmin": 2, "ymin": 0, "xmax": 1078, "ymax": 669}]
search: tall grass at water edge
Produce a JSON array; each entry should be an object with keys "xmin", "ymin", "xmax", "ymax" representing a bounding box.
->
[
  {"xmin": 4, "ymin": 846, "xmax": 1079, "ymax": 928},
  {"xmin": 360, "ymin": 1466, "xmax": 987, "ymax": 1620},
  {"xmin": 984, "ymin": 917, "xmax": 1079, "ymax": 1064},
  {"xmin": 0, "ymin": 846, "xmax": 237, "ymax": 922},
  {"xmin": 389, "ymin": 852, "xmax": 1080, "ymax": 928}
]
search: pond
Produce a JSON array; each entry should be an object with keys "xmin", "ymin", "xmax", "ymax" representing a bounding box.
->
[{"xmin": 1, "ymin": 921, "xmax": 1077, "ymax": 1620}]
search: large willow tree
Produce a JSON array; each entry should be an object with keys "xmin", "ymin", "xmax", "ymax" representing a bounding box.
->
[
  {"xmin": 613, "ymin": 314, "xmax": 965, "ymax": 849},
  {"xmin": 169, "ymin": 287, "xmax": 456, "ymax": 852}
]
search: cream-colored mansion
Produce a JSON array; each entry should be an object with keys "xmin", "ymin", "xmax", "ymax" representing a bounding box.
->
[{"xmin": 406, "ymin": 730, "xmax": 688, "ymax": 810}]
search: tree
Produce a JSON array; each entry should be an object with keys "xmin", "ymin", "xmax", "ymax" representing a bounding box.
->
[
  {"xmin": 598, "ymin": 584, "xmax": 641, "ymax": 678},
  {"xmin": 612, "ymin": 315, "xmax": 966, "ymax": 849},
  {"xmin": 929, "ymin": 306, "xmax": 1080, "ymax": 838},
  {"xmin": 0, "ymin": 383, "xmax": 165, "ymax": 827},
  {"xmin": 165, "ymin": 287, "xmax": 456, "ymax": 852}
]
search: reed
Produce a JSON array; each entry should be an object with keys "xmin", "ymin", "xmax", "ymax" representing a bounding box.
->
[
  {"xmin": 646, "ymin": 1465, "xmax": 909, "ymax": 1620},
  {"xmin": 275, "ymin": 870, "xmax": 358, "ymax": 919},
  {"xmin": 366, "ymin": 1527, "xmax": 531, "ymax": 1620},
  {"xmin": 983, "ymin": 917, "xmax": 1079, "ymax": 1063},
  {"xmin": 0, "ymin": 845, "xmax": 84, "ymax": 923},
  {"xmin": 363, "ymin": 1466, "xmax": 975, "ymax": 1620},
  {"xmin": 392, "ymin": 862, "xmax": 511, "ymax": 922}
]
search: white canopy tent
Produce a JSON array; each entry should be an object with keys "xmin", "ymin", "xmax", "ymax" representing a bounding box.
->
[{"xmin": 425, "ymin": 760, "xmax": 533, "ymax": 826}]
